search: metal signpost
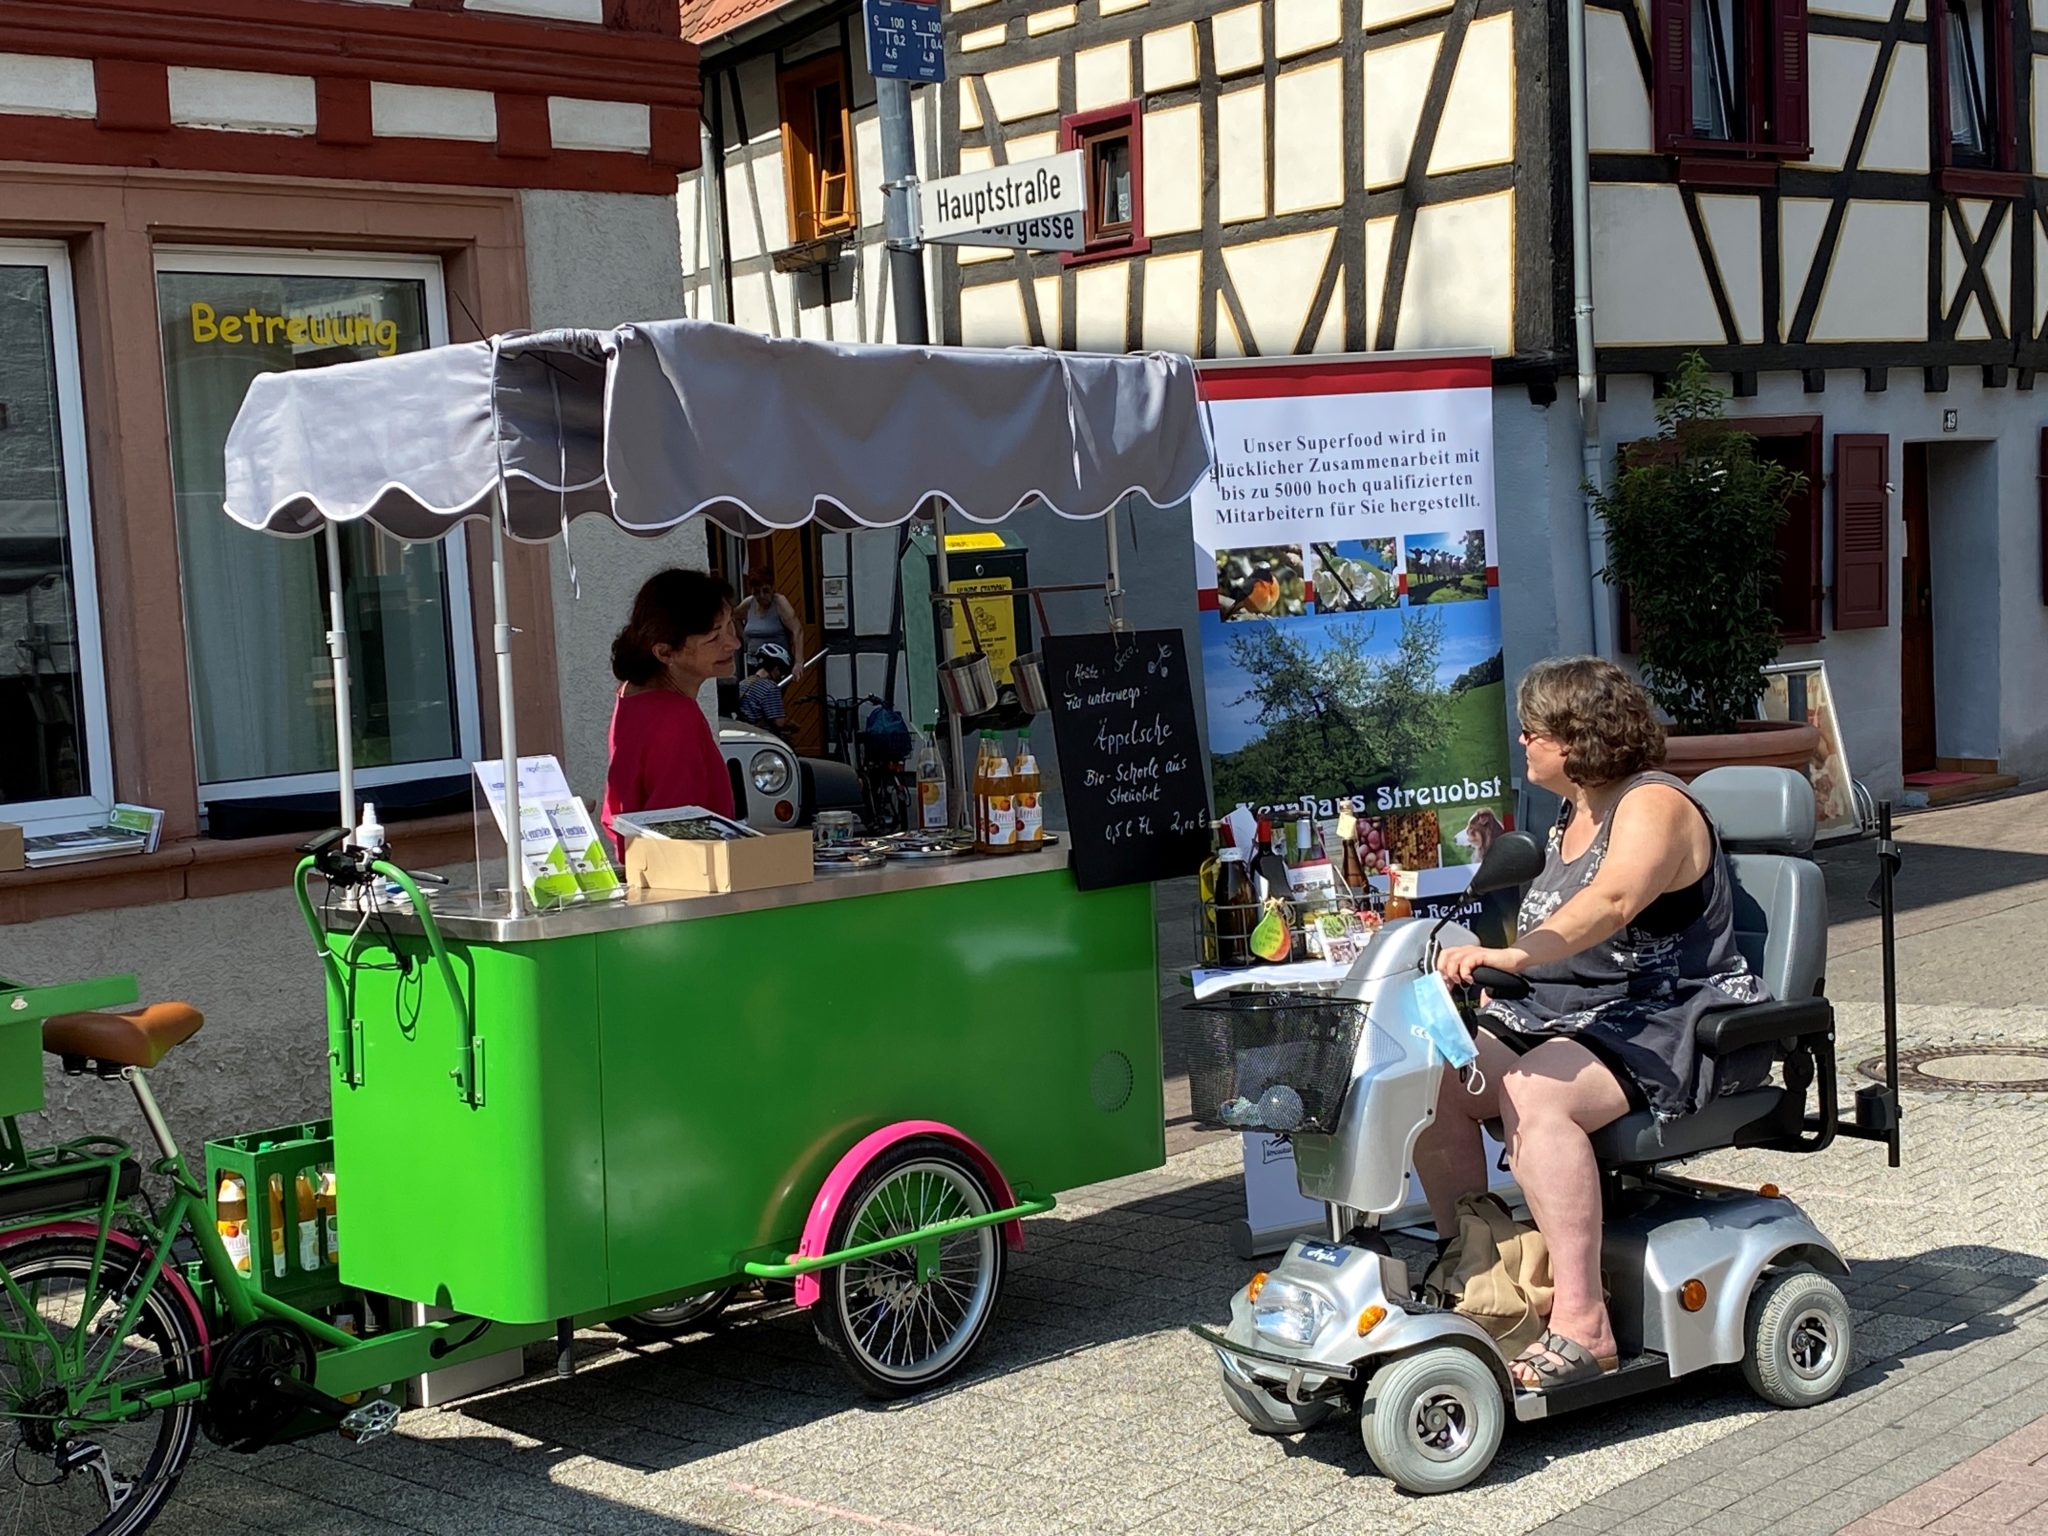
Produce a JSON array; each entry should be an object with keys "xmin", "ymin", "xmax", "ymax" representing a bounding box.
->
[{"xmin": 863, "ymin": 0, "xmax": 1096, "ymax": 803}]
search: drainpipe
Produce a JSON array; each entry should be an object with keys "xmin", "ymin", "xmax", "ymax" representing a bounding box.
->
[{"xmin": 1567, "ymin": 0, "xmax": 1613, "ymax": 659}]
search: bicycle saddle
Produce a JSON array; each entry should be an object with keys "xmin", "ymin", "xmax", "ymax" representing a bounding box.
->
[{"xmin": 43, "ymin": 1003, "xmax": 204, "ymax": 1069}]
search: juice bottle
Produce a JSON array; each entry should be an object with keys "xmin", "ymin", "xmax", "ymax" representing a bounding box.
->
[
  {"xmin": 972, "ymin": 732, "xmax": 995, "ymax": 853},
  {"xmin": 266, "ymin": 1175, "xmax": 287, "ymax": 1279},
  {"xmin": 1212, "ymin": 846, "xmax": 1254, "ymax": 968},
  {"xmin": 216, "ymin": 1172, "xmax": 252, "ymax": 1277},
  {"xmin": 915, "ymin": 731, "xmax": 950, "ymax": 831},
  {"xmin": 318, "ymin": 1166, "xmax": 338, "ymax": 1268},
  {"xmin": 295, "ymin": 1170, "xmax": 320, "ymax": 1272},
  {"xmin": 1383, "ymin": 862, "xmax": 1414, "ymax": 921},
  {"xmin": 982, "ymin": 737, "xmax": 1016, "ymax": 855},
  {"xmin": 1011, "ymin": 730, "xmax": 1043, "ymax": 850}
]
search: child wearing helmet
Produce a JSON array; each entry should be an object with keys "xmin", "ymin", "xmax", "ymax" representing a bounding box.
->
[{"xmin": 737, "ymin": 642, "xmax": 793, "ymax": 736}]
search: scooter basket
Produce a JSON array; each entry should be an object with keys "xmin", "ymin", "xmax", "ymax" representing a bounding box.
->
[{"xmin": 1184, "ymin": 991, "xmax": 1365, "ymax": 1135}]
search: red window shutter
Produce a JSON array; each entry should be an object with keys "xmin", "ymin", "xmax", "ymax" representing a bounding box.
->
[
  {"xmin": 1770, "ymin": 0, "xmax": 1810, "ymax": 152},
  {"xmin": 1652, "ymin": 0, "xmax": 1692, "ymax": 150},
  {"xmin": 1832, "ymin": 434, "xmax": 1891, "ymax": 629}
]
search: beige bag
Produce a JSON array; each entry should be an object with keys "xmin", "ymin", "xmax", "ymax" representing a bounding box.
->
[{"xmin": 1422, "ymin": 1192, "xmax": 1555, "ymax": 1358}]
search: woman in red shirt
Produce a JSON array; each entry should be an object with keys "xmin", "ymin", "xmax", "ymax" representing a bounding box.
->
[{"xmin": 602, "ymin": 568, "xmax": 743, "ymax": 858}]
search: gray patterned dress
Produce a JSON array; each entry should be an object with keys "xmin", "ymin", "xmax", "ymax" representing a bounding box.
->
[{"xmin": 1480, "ymin": 771, "xmax": 1773, "ymax": 1122}]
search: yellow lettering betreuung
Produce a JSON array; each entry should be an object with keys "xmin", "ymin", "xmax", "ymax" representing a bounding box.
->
[
  {"xmin": 189, "ymin": 302, "xmax": 218, "ymax": 343},
  {"xmin": 188, "ymin": 300, "xmax": 399, "ymax": 354}
]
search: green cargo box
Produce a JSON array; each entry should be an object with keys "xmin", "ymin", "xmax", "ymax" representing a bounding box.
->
[{"xmin": 327, "ymin": 858, "xmax": 1162, "ymax": 1324}]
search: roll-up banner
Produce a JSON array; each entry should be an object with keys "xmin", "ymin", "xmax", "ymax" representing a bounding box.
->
[{"xmin": 1191, "ymin": 354, "xmax": 1517, "ymax": 937}]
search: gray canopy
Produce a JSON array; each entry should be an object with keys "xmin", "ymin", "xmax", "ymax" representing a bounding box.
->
[{"xmin": 223, "ymin": 318, "xmax": 1213, "ymax": 541}]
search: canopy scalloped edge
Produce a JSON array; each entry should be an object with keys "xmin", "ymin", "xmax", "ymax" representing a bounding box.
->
[{"xmin": 222, "ymin": 318, "xmax": 1216, "ymax": 544}]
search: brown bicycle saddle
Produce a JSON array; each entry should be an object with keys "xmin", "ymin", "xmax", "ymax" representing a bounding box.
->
[{"xmin": 42, "ymin": 1003, "xmax": 205, "ymax": 1069}]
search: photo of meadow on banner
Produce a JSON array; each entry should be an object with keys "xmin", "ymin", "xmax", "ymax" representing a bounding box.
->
[{"xmin": 1189, "ymin": 357, "xmax": 1512, "ymax": 894}]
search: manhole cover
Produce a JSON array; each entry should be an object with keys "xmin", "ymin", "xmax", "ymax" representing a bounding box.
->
[{"xmin": 1860, "ymin": 1046, "xmax": 2048, "ymax": 1093}]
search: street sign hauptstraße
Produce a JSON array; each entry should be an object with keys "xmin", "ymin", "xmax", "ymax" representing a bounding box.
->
[
  {"xmin": 919, "ymin": 151, "xmax": 1088, "ymax": 250},
  {"xmin": 865, "ymin": 0, "xmax": 944, "ymax": 83}
]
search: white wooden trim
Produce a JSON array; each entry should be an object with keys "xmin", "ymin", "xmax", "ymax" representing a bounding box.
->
[{"xmin": 0, "ymin": 239, "xmax": 117, "ymax": 835}]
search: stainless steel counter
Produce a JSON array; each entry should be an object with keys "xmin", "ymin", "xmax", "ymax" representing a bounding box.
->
[{"xmin": 330, "ymin": 844, "xmax": 1074, "ymax": 944}]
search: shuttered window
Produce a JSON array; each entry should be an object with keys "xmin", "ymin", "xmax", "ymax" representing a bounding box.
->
[
  {"xmin": 1832, "ymin": 434, "xmax": 1892, "ymax": 631},
  {"xmin": 1653, "ymin": 0, "xmax": 1810, "ymax": 159},
  {"xmin": 779, "ymin": 54, "xmax": 858, "ymax": 247}
]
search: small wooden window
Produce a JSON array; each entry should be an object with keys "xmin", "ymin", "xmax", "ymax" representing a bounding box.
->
[
  {"xmin": 779, "ymin": 54, "xmax": 857, "ymax": 247},
  {"xmin": 1060, "ymin": 102, "xmax": 1149, "ymax": 266},
  {"xmin": 1931, "ymin": 0, "xmax": 2017, "ymax": 185},
  {"xmin": 1652, "ymin": 0, "xmax": 1810, "ymax": 162}
]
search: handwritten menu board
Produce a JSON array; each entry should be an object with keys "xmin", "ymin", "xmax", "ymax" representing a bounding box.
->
[{"xmin": 1040, "ymin": 629, "xmax": 1212, "ymax": 892}]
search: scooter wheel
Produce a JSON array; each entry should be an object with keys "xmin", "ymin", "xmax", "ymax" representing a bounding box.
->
[
  {"xmin": 1359, "ymin": 1347, "xmax": 1504, "ymax": 1495},
  {"xmin": 1742, "ymin": 1267, "xmax": 1853, "ymax": 1408},
  {"xmin": 1219, "ymin": 1370, "xmax": 1335, "ymax": 1436}
]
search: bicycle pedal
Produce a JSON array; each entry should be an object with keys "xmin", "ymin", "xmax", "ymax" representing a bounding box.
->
[{"xmin": 338, "ymin": 1399, "xmax": 400, "ymax": 1444}]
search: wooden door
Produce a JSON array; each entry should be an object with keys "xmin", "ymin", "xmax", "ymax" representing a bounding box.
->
[
  {"xmin": 1899, "ymin": 444, "xmax": 1936, "ymax": 774},
  {"xmin": 750, "ymin": 530, "xmax": 826, "ymax": 757}
]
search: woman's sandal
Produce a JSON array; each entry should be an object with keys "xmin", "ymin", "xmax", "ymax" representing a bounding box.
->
[{"xmin": 1509, "ymin": 1328, "xmax": 1620, "ymax": 1391}]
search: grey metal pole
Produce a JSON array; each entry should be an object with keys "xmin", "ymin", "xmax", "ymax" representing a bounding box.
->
[
  {"xmin": 1104, "ymin": 497, "xmax": 1130, "ymax": 633},
  {"xmin": 323, "ymin": 522, "xmax": 357, "ymax": 834},
  {"xmin": 1567, "ymin": 0, "xmax": 1611, "ymax": 659},
  {"xmin": 491, "ymin": 492, "xmax": 524, "ymax": 917},
  {"xmin": 877, "ymin": 78, "xmax": 928, "ymax": 347}
]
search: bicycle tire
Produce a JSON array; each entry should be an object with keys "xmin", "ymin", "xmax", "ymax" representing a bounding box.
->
[{"xmin": 0, "ymin": 1235, "xmax": 206, "ymax": 1536}]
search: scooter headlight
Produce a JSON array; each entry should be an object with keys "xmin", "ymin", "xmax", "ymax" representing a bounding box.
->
[{"xmin": 1251, "ymin": 1279, "xmax": 1337, "ymax": 1345}]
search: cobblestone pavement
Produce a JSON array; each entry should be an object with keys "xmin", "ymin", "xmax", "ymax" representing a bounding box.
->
[{"xmin": 147, "ymin": 787, "xmax": 2048, "ymax": 1536}]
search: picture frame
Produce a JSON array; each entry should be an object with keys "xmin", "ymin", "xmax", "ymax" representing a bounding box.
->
[{"xmin": 1755, "ymin": 660, "xmax": 1861, "ymax": 842}]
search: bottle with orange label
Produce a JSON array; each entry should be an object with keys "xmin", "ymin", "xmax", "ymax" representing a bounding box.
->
[
  {"xmin": 976, "ymin": 732, "xmax": 1016, "ymax": 854},
  {"xmin": 216, "ymin": 1171, "xmax": 252, "ymax": 1277},
  {"xmin": 1011, "ymin": 729, "xmax": 1043, "ymax": 850}
]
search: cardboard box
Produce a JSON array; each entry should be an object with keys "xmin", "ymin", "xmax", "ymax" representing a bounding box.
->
[
  {"xmin": 0, "ymin": 823, "xmax": 22, "ymax": 873},
  {"xmin": 625, "ymin": 828, "xmax": 814, "ymax": 896}
]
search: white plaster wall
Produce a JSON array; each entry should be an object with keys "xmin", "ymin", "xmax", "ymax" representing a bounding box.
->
[
  {"xmin": 1596, "ymin": 370, "xmax": 2048, "ymax": 793},
  {"xmin": 521, "ymin": 189, "xmax": 702, "ymax": 804}
]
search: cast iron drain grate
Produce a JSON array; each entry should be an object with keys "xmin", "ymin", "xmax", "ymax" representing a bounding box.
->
[{"xmin": 1859, "ymin": 1046, "xmax": 2048, "ymax": 1093}]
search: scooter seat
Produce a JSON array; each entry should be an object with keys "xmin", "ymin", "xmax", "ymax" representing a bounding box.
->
[{"xmin": 1588, "ymin": 1087, "xmax": 1797, "ymax": 1166}]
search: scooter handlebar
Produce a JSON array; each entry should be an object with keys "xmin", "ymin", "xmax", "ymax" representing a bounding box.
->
[{"xmin": 1467, "ymin": 965, "xmax": 1531, "ymax": 1000}]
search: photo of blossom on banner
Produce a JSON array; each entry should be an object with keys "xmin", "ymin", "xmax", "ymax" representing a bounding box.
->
[{"xmin": 1312, "ymin": 539, "xmax": 1399, "ymax": 613}]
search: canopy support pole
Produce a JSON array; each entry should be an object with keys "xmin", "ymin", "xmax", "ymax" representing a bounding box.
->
[
  {"xmin": 491, "ymin": 487, "xmax": 525, "ymax": 918},
  {"xmin": 931, "ymin": 501, "xmax": 966, "ymax": 831},
  {"xmin": 323, "ymin": 523, "xmax": 357, "ymax": 834},
  {"xmin": 1104, "ymin": 497, "xmax": 1130, "ymax": 633}
]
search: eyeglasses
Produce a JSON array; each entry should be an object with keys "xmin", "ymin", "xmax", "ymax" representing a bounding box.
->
[{"xmin": 1518, "ymin": 728, "xmax": 1553, "ymax": 746}]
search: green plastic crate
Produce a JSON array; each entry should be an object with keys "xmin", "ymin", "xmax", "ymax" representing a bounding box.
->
[{"xmin": 205, "ymin": 1120, "xmax": 346, "ymax": 1310}]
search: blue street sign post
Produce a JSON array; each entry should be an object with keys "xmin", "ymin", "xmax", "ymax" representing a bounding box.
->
[{"xmin": 864, "ymin": 0, "xmax": 945, "ymax": 83}]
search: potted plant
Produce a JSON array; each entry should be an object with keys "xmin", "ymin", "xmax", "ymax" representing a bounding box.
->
[{"xmin": 1594, "ymin": 353, "xmax": 1821, "ymax": 779}]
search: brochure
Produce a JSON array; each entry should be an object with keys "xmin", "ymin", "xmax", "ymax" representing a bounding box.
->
[
  {"xmin": 21, "ymin": 804, "xmax": 165, "ymax": 868},
  {"xmin": 472, "ymin": 756, "xmax": 624, "ymax": 905}
]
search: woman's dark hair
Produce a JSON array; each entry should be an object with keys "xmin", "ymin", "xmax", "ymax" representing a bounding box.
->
[
  {"xmin": 611, "ymin": 568, "xmax": 734, "ymax": 684},
  {"xmin": 1516, "ymin": 656, "xmax": 1666, "ymax": 786}
]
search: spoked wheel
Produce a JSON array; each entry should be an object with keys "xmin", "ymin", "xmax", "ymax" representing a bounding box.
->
[
  {"xmin": 608, "ymin": 1289, "xmax": 738, "ymax": 1345},
  {"xmin": 1359, "ymin": 1347, "xmax": 1505, "ymax": 1495},
  {"xmin": 1743, "ymin": 1267, "xmax": 1853, "ymax": 1408},
  {"xmin": 0, "ymin": 1237, "xmax": 206, "ymax": 1536},
  {"xmin": 811, "ymin": 1137, "xmax": 1006, "ymax": 1400}
]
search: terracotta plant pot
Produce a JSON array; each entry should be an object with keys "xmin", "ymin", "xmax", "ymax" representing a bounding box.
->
[{"xmin": 1659, "ymin": 719, "xmax": 1823, "ymax": 782}]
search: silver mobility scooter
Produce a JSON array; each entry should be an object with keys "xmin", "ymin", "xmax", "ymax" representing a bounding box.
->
[{"xmin": 1193, "ymin": 766, "xmax": 1904, "ymax": 1493}]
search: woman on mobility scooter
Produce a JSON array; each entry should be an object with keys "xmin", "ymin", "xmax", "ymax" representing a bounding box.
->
[{"xmin": 1422, "ymin": 656, "xmax": 1775, "ymax": 1392}]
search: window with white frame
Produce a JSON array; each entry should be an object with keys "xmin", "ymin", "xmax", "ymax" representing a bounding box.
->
[
  {"xmin": 153, "ymin": 250, "xmax": 481, "ymax": 810},
  {"xmin": 0, "ymin": 242, "xmax": 115, "ymax": 834}
]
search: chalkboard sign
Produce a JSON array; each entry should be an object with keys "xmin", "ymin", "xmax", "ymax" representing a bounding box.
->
[{"xmin": 1041, "ymin": 628, "xmax": 1212, "ymax": 891}]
